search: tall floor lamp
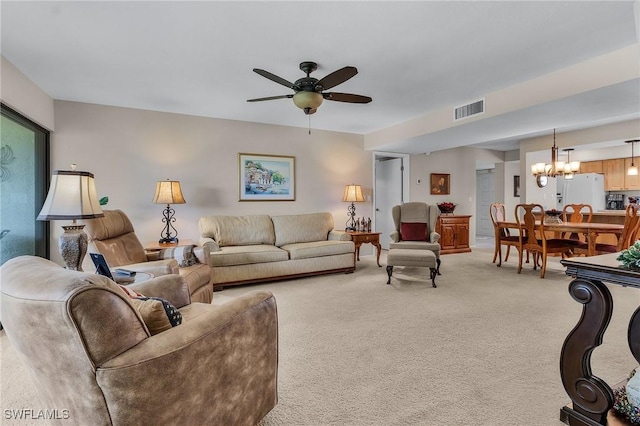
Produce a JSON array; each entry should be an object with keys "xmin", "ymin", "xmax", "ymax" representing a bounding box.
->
[
  {"xmin": 152, "ymin": 179, "xmax": 186, "ymax": 244},
  {"xmin": 342, "ymin": 184, "xmax": 365, "ymax": 231},
  {"xmin": 37, "ymin": 166, "xmax": 104, "ymax": 271}
]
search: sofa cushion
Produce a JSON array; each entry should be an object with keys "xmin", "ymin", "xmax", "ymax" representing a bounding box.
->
[
  {"xmin": 199, "ymin": 215, "xmax": 275, "ymax": 246},
  {"xmin": 401, "ymin": 222, "xmax": 428, "ymax": 241},
  {"xmin": 271, "ymin": 212, "xmax": 334, "ymax": 247},
  {"xmin": 390, "ymin": 241, "xmax": 441, "ymax": 253},
  {"xmin": 281, "ymin": 240, "xmax": 355, "ymax": 260},
  {"xmin": 208, "ymin": 245, "xmax": 289, "ymax": 267}
]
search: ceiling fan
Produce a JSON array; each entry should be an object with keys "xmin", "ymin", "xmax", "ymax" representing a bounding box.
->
[{"xmin": 247, "ymin": 61, "xmax": 372, "ymax": 115}]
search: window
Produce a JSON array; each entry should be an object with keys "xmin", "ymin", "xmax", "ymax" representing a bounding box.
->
[{"xmin": 0, "ymin": 104, "xmax": 50, "ymax": 265}]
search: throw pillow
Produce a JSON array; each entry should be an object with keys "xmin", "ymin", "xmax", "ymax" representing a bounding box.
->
[
  {"xmin": 129, "ymin": 297, "xmax": 182, "ymax": 335},
  {"xmin": 401, "ymin": 222, "xmax": 428, "ymax": 241},
  {"xmin": 117, "ymin": 285, "xmax": 182, "ymax": 335},
  {"xmin": 156, "ymin": 245, "xmax": 198, "ymax": 267}
]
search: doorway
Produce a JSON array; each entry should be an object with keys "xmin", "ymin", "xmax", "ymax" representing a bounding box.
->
[
  {"xmin": 374, "ymin": 152, "xmax": 410, "ymax": 250},
  {"xmin": 476, "ymin": 170, "xmax": 495, "ymax": 237}
]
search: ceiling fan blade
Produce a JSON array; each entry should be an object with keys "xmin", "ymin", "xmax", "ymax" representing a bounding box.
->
[
  {"xmin": 323, "ymin": 92, "xmax": 372, "ymax": 104},
  {"xmin": 253, "ymin": 69, "xmax": 294, "ymax": 89},
  {"xmin": 247, "ymin": 94, "xmax": 293, "ymax": 102},
  {"xmin": 315, "ymin": 66, "xmax": 358, "ymax": 91}
]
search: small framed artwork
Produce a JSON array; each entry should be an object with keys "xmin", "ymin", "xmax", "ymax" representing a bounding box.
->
[
  {"xmin": 239, "ymin": 153, "xmax": 295, "ymax": 201},
  {"xmin": 430, "ymin": 173, "xmax": 450, "ymax": 195},
  {"xmin": 514, "ymin": 175, "xmax": 521, "ymax": 197}
]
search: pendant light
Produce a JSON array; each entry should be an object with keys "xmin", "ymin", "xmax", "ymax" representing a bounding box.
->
[
  {"xmin": 562, "ymin": 148, "xmax": 580, "ymax": 180},
  {"xmin": 531, "ymin": 129, "xmax": 579, "ymax": 178},
  {"xmin": 627, "ymin": 140, "xmax": 640, "ymax": 176}
]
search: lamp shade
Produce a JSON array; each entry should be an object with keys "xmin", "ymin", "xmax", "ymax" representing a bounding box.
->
[
  {"xmin": 37, "ymin": 170, "xmax": 104, "ymax": 220},
  {"xmin": 342, "ymin": 184, "xmax": 365, "ymax": 203},
  {"xmin": 152, "ymin": 180, "xmax": 186, "ymax": 204}
]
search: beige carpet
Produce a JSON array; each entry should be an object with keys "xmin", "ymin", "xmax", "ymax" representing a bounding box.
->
[{"xmin": 2, "ymin": 247, "xmax": 639, "ymax": 425}]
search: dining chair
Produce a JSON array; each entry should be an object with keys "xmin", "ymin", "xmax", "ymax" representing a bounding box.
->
[
  {"xmin": 515, "ymin": 203, "xmax": 574, "ymax": 278},
  {"xmin": 489, "ymin": 203, "xmax": 521, "ymax": 267},
  {"xmin": 572, "ymin": 203, "xmax": 640, "ymax": 256},
  {"xmin": 561, "ymin": 204, "xmax": 593, "ymax": 241}
]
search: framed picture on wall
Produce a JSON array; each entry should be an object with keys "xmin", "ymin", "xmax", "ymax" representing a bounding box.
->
[
  {"xmin": 514, "ymin": 175, "xmax": 521, "ymax": 197},
  {"xmin": 430, "ymin": 173, "xmax": 450, "ymax": 195},
  {"xmin": 238, "ymin": 153, "xmax": 295, "ymax": 201}
]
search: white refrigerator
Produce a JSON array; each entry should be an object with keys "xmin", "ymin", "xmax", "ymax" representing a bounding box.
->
[{"xmin": 556, "ymin": 173, "xmax": 605, "ymax": 211}]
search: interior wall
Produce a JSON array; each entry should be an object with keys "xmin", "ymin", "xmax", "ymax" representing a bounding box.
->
[
  {"xmin": 0, "ymin": 56, "xmax": 55, "ymax": 131},
  {"xmin": 409, "ymin": 147, "xmax": 479, "ymax": 247},
  {"xmin": 51, "ymin": 101, "xmax": 372, "ymax": 265},
  {"xmin": 503, "ymin": 161, "xmax": 521, "ymax": 219}
]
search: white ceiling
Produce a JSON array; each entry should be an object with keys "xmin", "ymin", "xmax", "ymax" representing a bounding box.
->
[{"xmin": 2, "ymin": 1, "xmax": 639, "ymax": 153}]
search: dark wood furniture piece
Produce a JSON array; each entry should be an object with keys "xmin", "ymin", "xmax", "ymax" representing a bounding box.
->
[
  {"xmin": 515, "ymin": 203, "xmax": 575, "ymax": 278},
  {"xmin": 560, "ymin": 253, "xmax": 640, "ymax": 425},
  {"xmin": 145, "ymin": 239, "xmax": 195, "ymax": 251},
  {"xmin": 435, "ymin": 215, "xmax": 471, "ymax": 254},
  {"xmin": 572, "ymin": 204, "xmax": 640, "ymax": 257},
  {"xmin": 490, "ymin": 203, "xmax": 521, "ymax": 266},
  {"xmin": 496, "ymin": 221, "xmax": 624, "ymax": 258},
  {"xmin": 348, "ymin": 231, "xmax": 382, "ymax": 267}
]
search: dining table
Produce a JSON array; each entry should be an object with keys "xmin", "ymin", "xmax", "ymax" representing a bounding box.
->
[{"xmin": 495, "ymin": 220, "xmax": 625, "ymax": 258}]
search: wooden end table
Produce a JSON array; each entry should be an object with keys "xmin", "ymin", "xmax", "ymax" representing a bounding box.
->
[
  {"xmin": 559, "ymin": 253, "xmax": 640, "ymax": 425},
  {"xmin": 145, "ymin": 239, "xmax": 194, "ymax": 252},
  {"xmin": 348, "ymin": 231, "xmax": 382, "ymax": 267}
]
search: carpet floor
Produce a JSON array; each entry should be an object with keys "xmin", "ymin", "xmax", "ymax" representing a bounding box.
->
[{"xmin": 2, "ymin": 247, "xmax": 639, "ymax": 425}]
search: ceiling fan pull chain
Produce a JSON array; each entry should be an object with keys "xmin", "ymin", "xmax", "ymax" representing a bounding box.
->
[{"xmin": 308, "ymin": 115, "xmax": 311, "ymax": 135}]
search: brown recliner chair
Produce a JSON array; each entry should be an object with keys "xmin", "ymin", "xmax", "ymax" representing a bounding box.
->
[
  {"xmin": 0, "ymin": 255, "xmax": 278, "ymax": 425},
  {"xmin": 82, "ymin": 209, "xmax": 213, "ymax": 304}
]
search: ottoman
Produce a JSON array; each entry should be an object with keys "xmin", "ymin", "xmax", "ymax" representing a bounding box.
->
[{"xmin": 386, "ymin": 248, "xmax": 440, "ymax": 287}]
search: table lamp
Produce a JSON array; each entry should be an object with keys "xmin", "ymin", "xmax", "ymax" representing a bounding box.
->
[
  {"xmin": 37, "ymin": 166, "xmax": 104, "ymax": 271},
  {"xmin": 342, "ymin": 184, "xmax": 365, "ymax": 231},
  {"xmin": 152, "ymin": 179, "xmax": 186, "ymax": 244}
]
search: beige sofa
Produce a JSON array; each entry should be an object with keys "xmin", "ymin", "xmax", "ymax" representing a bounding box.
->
[{"xmin": 199, "ymin": 212, "xmax": 355, "ymax": 289}]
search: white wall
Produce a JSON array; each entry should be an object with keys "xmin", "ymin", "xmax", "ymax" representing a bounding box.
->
[
  {"xmin": 409, "ymin": 147, "xmax": 481, "ymax": 246},
  {"xmin": 0, "ymin": 56, "xmax": 55, "ymax": 130},
  {"xmin": 51, "ymin": 101, "xmax": 372, "ymax": 265}
]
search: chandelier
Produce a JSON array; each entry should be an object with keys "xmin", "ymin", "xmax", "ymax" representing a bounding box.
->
[{"xmin": 531, "ymin": 129, "xmax": 580, "ymax": 179}]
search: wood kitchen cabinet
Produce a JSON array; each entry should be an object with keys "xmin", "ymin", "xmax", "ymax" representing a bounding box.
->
[
  {"xmin": 602, "ymin": 158, "xmax": 625, "ymax": 190},
  {"xmin": 579, "ymin": 160, "xmax": 603, "ymax": 174},
  {"xmin": 624, "ymin": 157, "xmax": 640, "ymax": 190},
  {"xmin": 436, "ymin": 215, "xmax": 471, "ymax": 254}
]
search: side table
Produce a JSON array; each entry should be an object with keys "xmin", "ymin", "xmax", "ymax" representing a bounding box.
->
[
  {"xmin": 145, "ymin": 239, "xmax": 194, "ymax": 252},
  {"xmin": 348, "ymin": 231, "xmax": 382, "ymax": 267},
  {"xmin": 559, "ymin": 253, "xmax": 640, "ymax": 425}
]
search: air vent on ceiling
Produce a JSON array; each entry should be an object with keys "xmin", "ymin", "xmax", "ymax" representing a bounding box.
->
[{"xmin": 454, "ymin": 98, "xmax": 485, "ymax": 121}]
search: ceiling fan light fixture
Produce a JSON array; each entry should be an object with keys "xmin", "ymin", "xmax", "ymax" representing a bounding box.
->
[{"xmin": 293, "ymin": 91, "xmax": 323, "ymax": 111}]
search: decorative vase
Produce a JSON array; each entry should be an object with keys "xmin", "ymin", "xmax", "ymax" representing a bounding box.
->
[
  {"xmin": 437, "ymin": 204, "xmax": 456, "ymax": 215},
  {"xmin": 543, "ymin": 214, "xmax": 563, "ymax": 224},
  {"xmin": 59, "ymin": 224, "xmax": 88, "ymax": 271}
]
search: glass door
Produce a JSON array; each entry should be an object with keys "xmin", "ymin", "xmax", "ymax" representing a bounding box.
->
[{"xmin": 0, "ymin": 104, "xmax": 50, "ymax": 265}]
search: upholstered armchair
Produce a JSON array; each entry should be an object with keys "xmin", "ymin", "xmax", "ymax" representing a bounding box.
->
[
  {"xmin": 390, "ymin": 202, "xmax": 441, "ymax": 264},
  {"xmin": 0, "ymin": 255, "xmax": 278, "ymax": 425},
  {"xmin": 82, "ymin": 209, "xmax": 213, "ymax": 303}
]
